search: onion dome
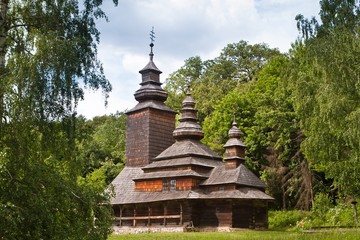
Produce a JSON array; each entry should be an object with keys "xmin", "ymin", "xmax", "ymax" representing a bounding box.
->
[
  {"xmin": 224, "ymin": 120, "xmax": 246, "ymax": 169},
  {"xmin": 173, "ymin": 94, "xmax": 204, "ymax": 140},
  {"xmin": 224, "ymin": 120, "xmax": 246, "ymax": 148}
]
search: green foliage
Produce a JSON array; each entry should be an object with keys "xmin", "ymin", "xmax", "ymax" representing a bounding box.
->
[
  {"xmin": 77, "ymin": 112, "xmax": 126, "ymax": 185},
  {"xmin": 298, "ymin": 202, "xmax": 358, "ymax": 230},
  {"xmin": 268, "ymin": 210, "xmax": 309, "ymax": 230},
  {"xmin": 0, "ymin": 119, "xmax": 114, "ymax": 239},
  {"xmin": 326, "ymin": 203, "xmax": 355, "ymax": 227},
  {"xmin": 296, "ymin": 0, "xmax": 360, "ymax": 40},
  {"xmin": 202, "ymin": 55, "xmax": 314, "ymax": 210},
  {"xmin": 164, "ymin": 41, "xmax": 280, "ymax": 123},
  {"xmin": 312, "ymin": 193, "xmax": 333, "ymax": 222},
  {"xmin": 0, "ymin": 0, "xmax": 118, "ymax": 239},
  {"xmin": 269, "ymin": 203, "xmax": 358, "ymax": 231},
  {"xmin": 289, "ymin": 2, "xmax": 360, "ymax": 198},
  {"xmin": 165, "ymin": 56, "xmax": 204, "ymax": 112}
]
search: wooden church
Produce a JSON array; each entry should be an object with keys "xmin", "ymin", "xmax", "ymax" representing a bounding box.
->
[{"xmin": 109, "ymin": 41, "xmax": 273, "ymax": 231}]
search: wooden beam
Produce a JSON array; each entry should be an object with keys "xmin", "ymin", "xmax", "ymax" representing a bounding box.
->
[
  {"xmin": 114, "ymin": 215, "xmax": 181, "ymax": 221},
  {"xmin": 180, "ymin": 203, "xmax": 183, "ymax": 225},
  {"xmin": 119, "ymin": 206, "xmax": 123, "ymax": 226},
  {"xmin": 163, "ymin": 203, "xmax": 167, "ymax": 226},
  {"xmin": 133, "ymin": 205, "xmax": 136, "ymax": 227},
  {"xmin": 148, "ymin": 205, "xmax": 151, "ymax": 226}
]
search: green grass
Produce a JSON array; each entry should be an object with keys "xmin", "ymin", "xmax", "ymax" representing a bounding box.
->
[{"xmin": 108, "ymin": 229, "xmax": 360, "ymax": 240}]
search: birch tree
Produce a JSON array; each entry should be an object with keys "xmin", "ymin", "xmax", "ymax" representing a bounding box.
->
[{"xmin": 0, "ymin": 1, "xmax": 117, "ymax": 239}]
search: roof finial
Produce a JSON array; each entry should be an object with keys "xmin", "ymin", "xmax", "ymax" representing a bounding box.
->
[
  {"xmin": 150, "ymin": 26, "xmax": 155, "ymax": 44},
  {"xmin": 149, "ymin": 26, "xmax": 155, "ymax": 61},
  {"xmin": 232, "ymin": 112, "xmax": 237, "ymax": 126}
]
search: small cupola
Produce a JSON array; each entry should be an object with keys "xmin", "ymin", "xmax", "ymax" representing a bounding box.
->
[
  {"xmin": 223, "ymin": 120, "xmax": 246, "ymax": 169},
  {"xmin": 173, "ymin": 94, "xmax": 204, "ymax": 140},
  {"xmin": 134, "ymin": 40, "xmax": 168, "ymax": 102}
]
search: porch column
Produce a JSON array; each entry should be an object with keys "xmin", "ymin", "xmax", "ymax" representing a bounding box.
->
[
  {"xmin": 119, "ymin": 206, "xmax": 123, "ymax": 226},
  {"xmin": 133, "ymin": 205, "xmax": 136, "ymax": 227},
  {"xmin": 148, "ymin": 205, "xmax": 151, "ymax": 226},
  {"xmin": 163, "ymin": 203, "xmax": 167, "ymax": 226},
  {"xmin": 180, "ymin": 202, "xmax": 183, "ymax": 225}
]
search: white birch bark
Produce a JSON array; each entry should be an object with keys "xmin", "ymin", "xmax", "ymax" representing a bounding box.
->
[
  {"xmin": 0, "ymin": 0, "xmax": 8, "ymax": 71},
  {"xmin": 0, "ymin": 0, "xmax": 8, "ymax": 125}
]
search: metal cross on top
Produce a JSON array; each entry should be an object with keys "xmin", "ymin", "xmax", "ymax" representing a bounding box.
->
[{"xmin": 150, "ymin": 26, "xmax": 155, "ymax": 44}]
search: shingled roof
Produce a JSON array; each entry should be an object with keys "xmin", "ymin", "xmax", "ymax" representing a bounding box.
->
[
  {"xmin": 142, "ymin": 156, "xmax": 223, "ymax": 170},
  {"xmin": 110, "ymin": 167, "xmax": 273, "ymax": 205},
  {"xmin": 154, "ymin": 140, "xmax": 222, "ymax": 161},
  {"xmin": 200, "ymin": 164, "xmax": 267, "ymax": 189}
]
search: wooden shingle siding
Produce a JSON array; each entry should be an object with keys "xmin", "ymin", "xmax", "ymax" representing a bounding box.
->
[
  {"xmin": 135, "ymin": 179, "xmax": 163, "ymax": 191},
  {"xmin": 126, "ymin": 108, "xmax": 175, "ymax": 167},
  {"xmin": 126, "ymin": 111, "xmax": 150, "ymax": 167},
  {"xmin": 148, "ymin": 108, "xmax": 175, "ymax": 162},
  {"xmin": 176, "ymin": 178, "xmax": 197, "ymax": 190}
]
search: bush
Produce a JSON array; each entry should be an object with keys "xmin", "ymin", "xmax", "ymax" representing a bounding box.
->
[
  {"xmin": 326, "ymin": 203, "xmax": 356, "ymax": 226},
  {"xmin": 312, "ymin": 193, "xmax": 333, "ymax": 222},
  {"xmin": 268, "ymin": 210, "xmax": 310, "ymax": 230}
]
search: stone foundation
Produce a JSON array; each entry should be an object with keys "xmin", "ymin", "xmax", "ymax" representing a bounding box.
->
[
  {"xmin": 112, "ymin": 226, "xmax": 184, "ymax": 234},
  {"xmin": 112, "ymin": 225, "xmax": 250, "ymax": 234}
]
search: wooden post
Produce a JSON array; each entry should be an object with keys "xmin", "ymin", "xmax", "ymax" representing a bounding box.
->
[
  {"xmin": 180, "ymin": 202, "xmax": 183, "ymax": 225},
  {"xmin": 163, "ymin": 203, "xmax": 167, "ymax": 226},
  {"xmin": 148, "ymin": 205, "xmax": 151, "ymax": 226},
  {"xmin": 351, "ymin": 199, "xmax": 358, "ymax": 224},
  {"xmin": 119, "ymin": 206, "xmax": 123, "ymax": 226},
  {"xmin": 133, "ymin": 205, "xmax": 136, "ymax": 227}
]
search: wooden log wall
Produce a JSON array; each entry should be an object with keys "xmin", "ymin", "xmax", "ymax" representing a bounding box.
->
[
  {"xmin": 114, "ymin": 199, "xmax": 269, "ymax": 229},
  {"xmin": 194, "ymin": 200, "xmax": 232, "ymax": 227},
  {"xmin": 232, "ymin": 201, "xmax": 253, "ymax": 228}
]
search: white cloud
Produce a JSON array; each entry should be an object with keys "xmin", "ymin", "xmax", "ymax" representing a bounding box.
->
[{"xmin": 77, "ymin": 0, "xmax": 320, "ymax": 119}]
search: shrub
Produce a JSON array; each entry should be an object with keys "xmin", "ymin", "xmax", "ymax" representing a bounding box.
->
[
  {"xmin": 312, "ymin": 193, "xmax": 333, "ymax": 222},
  {"xmin": 268, "ymin": 210, "xmax": 310, "ymax": 230}
]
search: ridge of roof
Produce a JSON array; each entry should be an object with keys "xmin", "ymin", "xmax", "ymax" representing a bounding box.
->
[
  {"xmin": 143, "ymin": 156, "xmax": 223, "ymax": 169},
  {"xmin": 200, "ymin": 164, "xmax": 267, "ymax": 189},
  {"xmin": 154, "ymin": 139, "xmax": 222, "ymax": 161},
  {"xmin": 134, "ymin": 169, "xmax": 210, "ymax": 181}
]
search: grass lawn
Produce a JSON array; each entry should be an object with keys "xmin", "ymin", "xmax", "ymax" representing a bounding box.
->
[{"xmin": 108, "ymin": 228, "xmax": 360, "ymax": 240}]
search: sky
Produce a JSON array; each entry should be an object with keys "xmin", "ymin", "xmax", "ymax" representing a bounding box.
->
[{"xmin": 77, "ymin": 0, "xmax": 321, "ymax": 119}]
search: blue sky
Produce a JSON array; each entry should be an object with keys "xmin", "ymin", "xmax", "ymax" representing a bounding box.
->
[{"xmin": 77, "ymin": 0, "xmax": 321, "ymax": 119}]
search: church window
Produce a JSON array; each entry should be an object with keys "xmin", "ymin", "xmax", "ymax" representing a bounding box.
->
[
  {"xmin": 170, "ymin": 179, "xmax": 177, "ymax": 190},
  {"xmin": 162, "ymin": 180, "xmax": 169, "ymax": 191}
]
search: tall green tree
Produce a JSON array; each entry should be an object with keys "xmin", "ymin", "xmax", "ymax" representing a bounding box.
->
[
  {"xmin": 165, "ymin": 41, "xmax": 280, "ymax": 122},
  {"xmin": 203, "ymin": 56, "xmax": 315, "ymax": 210},
  {"xmin": 0, "ymin": 0, "xmax": 118, "ymax": 239},
  {"xmin": 77, "ymin": 112, "xmax": 126, "ymax": 186},
  {"xmin": 290, "ymin": 1, "xmax": 360, "ymax": 199}
]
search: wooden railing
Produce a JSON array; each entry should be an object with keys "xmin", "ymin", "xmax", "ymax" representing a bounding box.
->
[
  {"xmin": 115, "ymin": 203, "xmax": 183, "ymax": 226},
  {"xmin": 115, "ymin": 215, "xmax": 180, "ymax": 220}
]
